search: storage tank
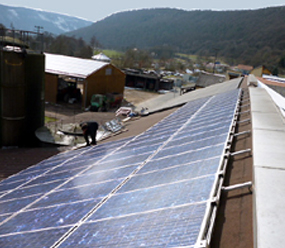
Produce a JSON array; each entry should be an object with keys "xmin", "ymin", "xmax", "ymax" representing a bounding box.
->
[
  {"xmin": 0, "ymin": 51, "xmax": 26, "ymax": 146},
  {"xmin": 24, "ymin": 54, "xmax": 45, "ymax": 146},
  {"xmin": 0, "ymin": 50, "xmax": 45, "ymax": 147}
]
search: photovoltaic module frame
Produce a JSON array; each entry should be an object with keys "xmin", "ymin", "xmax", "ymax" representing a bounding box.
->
[{"xmin": 0, "ymin": 89, "xmax": 241, "ymax": 247}]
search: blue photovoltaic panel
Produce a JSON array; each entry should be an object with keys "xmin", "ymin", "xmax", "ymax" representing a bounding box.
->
[
  {"xmin": 59, "ymin": 204, "xmax": 207, "ymax": 248},
  {"xmin": 61, "ymin": 164, "xmax": 139, "ymax": 189},
  {"xmin": 0, "ymin": 200, "xmax": 97, "ymax": 235},
  {"xmin": 30, "ymin": 181, "xmax": 119, "ymax": 208},
  {"xmin": 0, "ymin": 89, "xmax": 240, "ymax": 247},
  {"xmin": 88, "ymin": 176, "xmax": 214, "ymax": 220},
  {"xmin": 0, "ymin": 180, "xmax": 64, "ymax": 201},
  {"xmin": 122, "ymin": 157, "xmax": 222, "ymax": 191},
  {"xmin": 153, "ymin": 135, "xmax": 227, "ymax": 159},
  {"xmin": 0, "ymin": 227, "xmax": 70, "ymax": 248},
  {"xmin": 0, "ymin": 195, "xmax": 39, "ymax": 215}
]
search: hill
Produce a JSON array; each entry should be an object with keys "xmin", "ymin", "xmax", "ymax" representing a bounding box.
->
[
  {"xmin": 0, "ymin": 4, "xmax": 93, "ymax": 35},
  {"xmin": 67, "ymin": 7, "xmax": 285, "ymax": 67}
]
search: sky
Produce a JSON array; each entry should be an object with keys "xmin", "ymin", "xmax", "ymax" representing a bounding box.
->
[{"xmin": 1, "ymin": 0, "xmax": 284, "ymax": 22}]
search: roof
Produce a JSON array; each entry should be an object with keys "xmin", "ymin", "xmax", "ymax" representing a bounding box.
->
[
  {"xmin": 258, "ymin": 77, "xmax": 285, "ymax": 87},
  {"xmin": 237, "ymin": 64, "xmax": 253, "ymax": 71},
  {"xmin": 91, "ymin": 52, "xmax": 111, "ymax": 62},
  {"xmin": 0, "ymin": 88, "xmax": 242, "ymax": 247},
  {"xmin": 45, "ymin": 53, "xmax": 109, "ymax": 79},
  {"xmin": 135, "ymin": 77, "xmax": 242, "ymax": 113},
  {"xmin": 196, "ymin": 71, "xmax": 226, "ymax": 88},
  {"xmin": 261, "ymin": 75, "xmax": 285, "ymax": 85},
  {"xmin": 0, "ymin": 74, "xmax": 284, "ymax": 247}
]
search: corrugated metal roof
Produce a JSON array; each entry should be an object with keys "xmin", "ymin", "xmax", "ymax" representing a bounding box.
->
[{"xmin": 45, "ymin": 53, "xmax": 109, "ymax": 79}]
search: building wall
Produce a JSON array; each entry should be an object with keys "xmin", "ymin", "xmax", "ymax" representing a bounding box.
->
[
  {"xmin": 251, "ymin": 67, "xmax": 263, "ymax": 77},
  {"xmin": 197, "ymin": 72, "xmax": 225, "ymax": 87},
  {"xmin": 45, "ymin": 73, "xmax": 58, "ymax": 103},
  {"xmin": 84, "ymin": 64, "xmax": 125, "ymax": 107}
]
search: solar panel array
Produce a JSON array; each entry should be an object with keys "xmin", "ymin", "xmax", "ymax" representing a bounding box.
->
[{"xmin": 0, "ymin": 89, "xmax": 240, "ymax": 247}]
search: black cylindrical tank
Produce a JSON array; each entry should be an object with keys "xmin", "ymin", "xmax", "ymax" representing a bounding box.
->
[{"xmin": 0, "ymin": 51, "xmax": 26, "ymax": 146}]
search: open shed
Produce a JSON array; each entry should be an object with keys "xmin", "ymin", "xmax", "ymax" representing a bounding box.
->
[{"xmin": 45, "ymin": 53, "xmax": 125, "ymax": 108}]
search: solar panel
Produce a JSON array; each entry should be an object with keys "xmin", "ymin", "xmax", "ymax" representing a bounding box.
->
[{"xmin": 0, "ymin": 89, "xmax": 241, "ymax": 247}]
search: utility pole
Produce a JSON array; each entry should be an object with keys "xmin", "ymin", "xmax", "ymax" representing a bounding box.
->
[
  {"xmin": 34, "ymin": 26, "xmax": 44, "ymax": 53},
  {"xmin": 34, "ymin": 26, "xmax": 43, "ymax": 34}
]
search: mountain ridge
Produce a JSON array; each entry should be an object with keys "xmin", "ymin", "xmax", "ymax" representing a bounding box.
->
[
  {"xmin": 66, "ymin": 6, "xmax": 285, "ymax": 66},
  {"xmin": 1, "ymin": 5, "xmax": 285, "ymax": 68},
  {"xmin": 0, "ymin": 3, "xmax": 93, "ymax": 35}
]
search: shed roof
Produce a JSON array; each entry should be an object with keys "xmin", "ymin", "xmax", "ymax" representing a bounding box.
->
[
  {"xmin": 45, "ymin": 53, "xmax": 109, "ymax": 79},
  {"xmin": 91, "ymin": 52, "xmax": 111, "ymax": 62}
]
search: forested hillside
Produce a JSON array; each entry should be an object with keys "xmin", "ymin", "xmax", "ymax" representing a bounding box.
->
[{"xmin": 68, "ymin": 7, "xmax": 285, "ymax": 68}]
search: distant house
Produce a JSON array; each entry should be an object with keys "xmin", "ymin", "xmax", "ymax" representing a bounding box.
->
[
  {"xmin": 91, "ymin": 52, "xmax": 111, "ymax": 63},
  {"xmin": 251, "ymin": 65, "xmax": 272, "ymax": 77},
  {"xmin": 226, "ymin": 64, "xmax": 254, "ymax": 80},
  {"xmin": 226, "ymin": 70, "xmax": 243, "ymax": 80},
  {"xmin": 236, "ymin": 64, "xmax": 253, "ymax": 75},
  {"xmin": 45, "ymin": 53, "xmax": 125, "ymax": 108},
  {"xmin": 123, "ymin": 69, "xmax": 174, "ymax": 91},
  {"xmin": 196, "ymin": 71, "xmax": 225, "ymax": 88}
]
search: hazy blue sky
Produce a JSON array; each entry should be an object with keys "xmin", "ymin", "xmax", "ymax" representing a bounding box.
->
[{"xmin": 1, "ymin": 1, "xmax": 284, "ymax": 22}]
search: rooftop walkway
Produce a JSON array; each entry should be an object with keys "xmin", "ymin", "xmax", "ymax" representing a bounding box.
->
[{"xmin": 250, "ymin": 87, "xmax": 285, "ymax": 248}]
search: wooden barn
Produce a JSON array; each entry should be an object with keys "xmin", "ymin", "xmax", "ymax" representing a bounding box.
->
[{"xmin": 45, "ymin": 53, "xmax": 125, "ymax": 108}]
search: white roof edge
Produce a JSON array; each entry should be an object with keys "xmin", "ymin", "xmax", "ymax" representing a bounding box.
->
[
  {"xmin": 44, "ymin": 53, "xmax": 109, "ymax": 78},
  {"xmin": 257, "ymin": 79, "xmax": 285, "ymax": 118}
]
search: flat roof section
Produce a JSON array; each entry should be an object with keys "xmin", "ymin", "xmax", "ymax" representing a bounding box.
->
[
  {"xmin": 135, "ymin": 77, "xmax": 242, "ymax": 113},
  {"xmin": 250, "ymin": 87, "xmax": 285, "ymax": 248}
]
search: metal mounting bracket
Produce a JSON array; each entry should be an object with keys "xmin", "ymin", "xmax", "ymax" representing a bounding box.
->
[
  {"xmin": 230, "ymin": 148, "xmax": 251, "ymax": 156},
  {"xmin": 222, "ymin": 181, "xmax": 252, "ymax": 192}
]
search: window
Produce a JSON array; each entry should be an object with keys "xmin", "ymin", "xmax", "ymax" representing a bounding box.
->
[{"xmin": 106, "ymin": 68, "xmax": 112, "ymax": 75}]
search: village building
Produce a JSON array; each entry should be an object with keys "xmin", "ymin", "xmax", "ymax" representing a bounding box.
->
[
  {"xmin": 123, "ymin": 68, "xmax": 174, "ymax": 91},
  {"xmin": 251, "ymin": 65, "xmax": 272, "ymax": 77},
  {"xmin": 196, "ymin": 71, "xmax": 226, "ymax": 88},
  {"xmin": 91, "ymin": 52, "xmax": 111, "ymax": 63},
  {"xmin": 45, "ymin": 53, "xmax": 125, "ymax": 108}
]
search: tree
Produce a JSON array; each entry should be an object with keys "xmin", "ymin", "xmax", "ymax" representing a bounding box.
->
[
  {"xmin": 90, "ymin": 35, "xmax": 102, "ymax": 54},
  {"xmin": 0, "ymin": 23, "xmax": 6, "ymax": 36},
  {"xmin": 279, "ymin": 57, "xmax": 285, "ymax": 68},
  {"xmin": 122, "ymin": 48, "xmax": 152, "ymax": 69},
  {"xmin": 48, "ymin": 35, "xmax": 93, "ymax": 58}
]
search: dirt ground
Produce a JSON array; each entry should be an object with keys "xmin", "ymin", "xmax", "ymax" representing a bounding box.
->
[{"xmin": 0, "ymin": 89, "xmax": 174, "ymax": 181}]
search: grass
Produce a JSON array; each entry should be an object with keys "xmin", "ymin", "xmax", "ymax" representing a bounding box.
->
[
  {"xmin": 45, "ymin": 116, "xmax": 57, "ymax": 124},
  {"xmin": 176, "ymin": 53, "xmax": 198, "ymax": 61},
  {"xmin": 102, "ymin": 49, "xmax": 124, "ymax": 58}
]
